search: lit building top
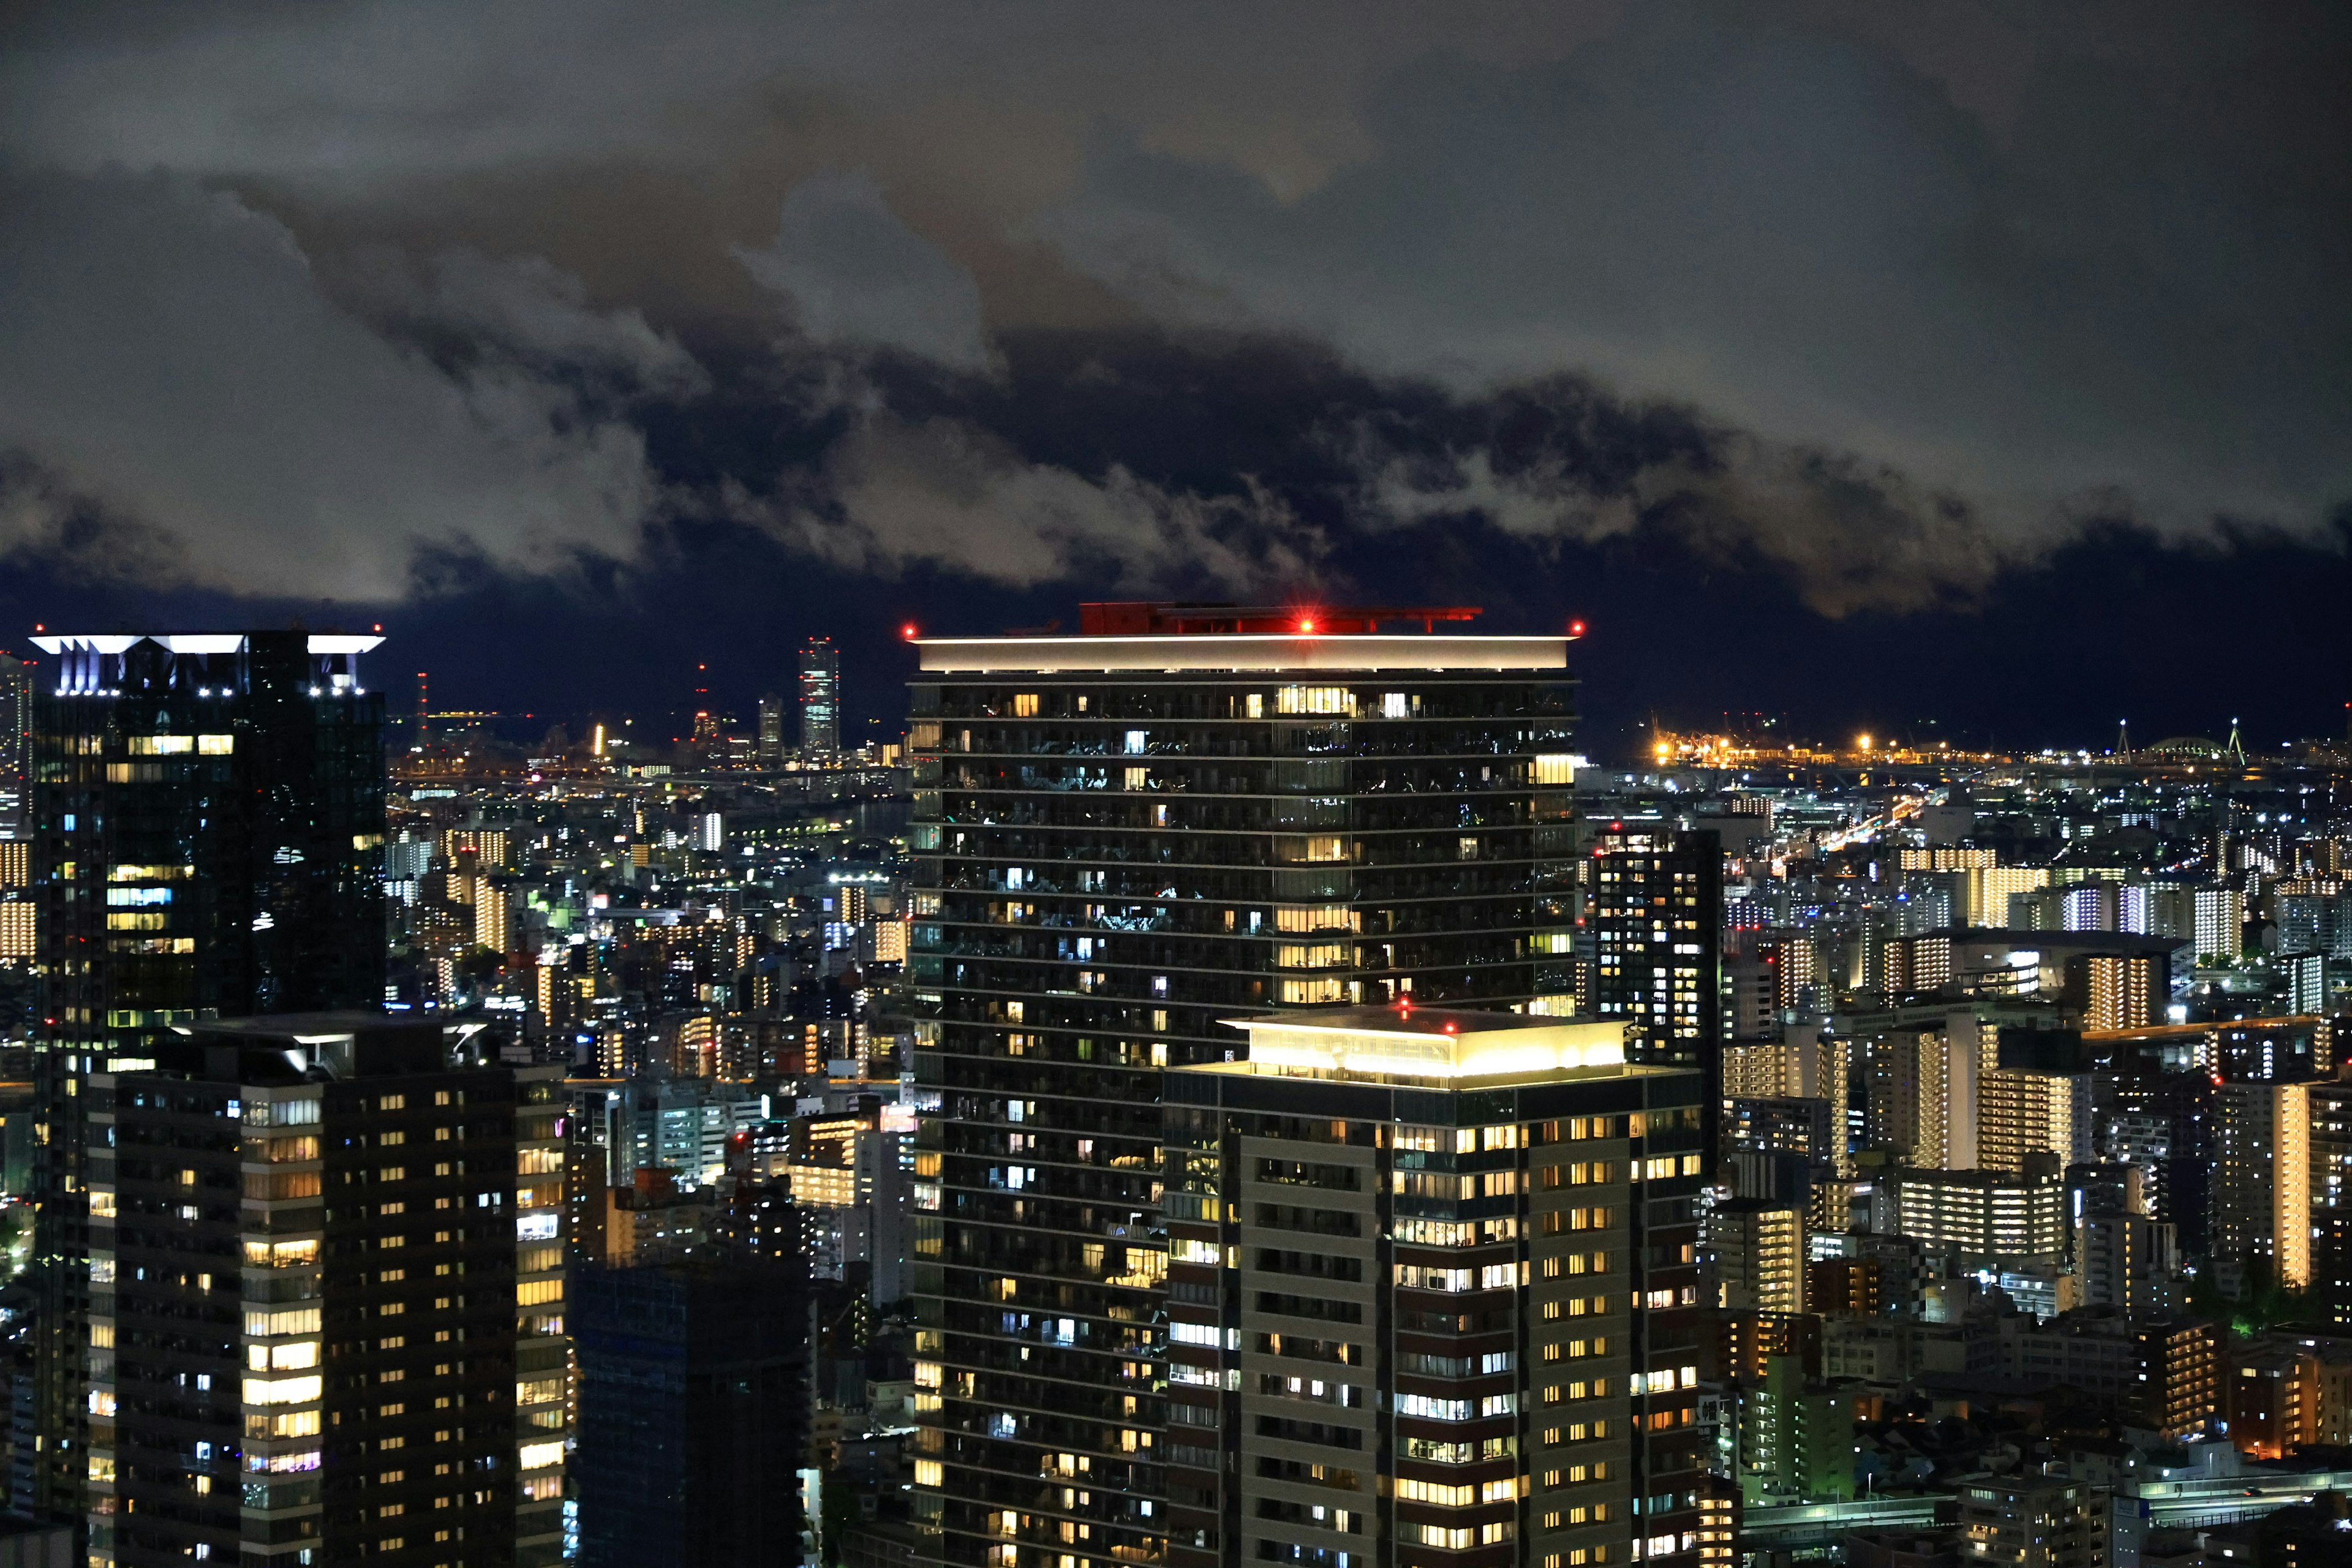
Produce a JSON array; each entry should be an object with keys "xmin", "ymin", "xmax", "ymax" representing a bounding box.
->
[
  {"xmin": 911, "ymin": 600, "xmax": 1570, "ymax": 673},
  {"xmin": 1208, "ymin": 1003, "xmax": 1634, "ymax": 1085}
]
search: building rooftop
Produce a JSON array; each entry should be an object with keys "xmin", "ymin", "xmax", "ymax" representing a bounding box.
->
[
  {"xmin": 30, "ymin": 633, "xmax": 383, "ymax": 655},
  {"xmin": 914, "ymin": 633, "xmax": 1569, "ymax": 674},
  {"xmin": 1204, "ymin": 1003, "xmax": 1629, "ymax": 1084}
]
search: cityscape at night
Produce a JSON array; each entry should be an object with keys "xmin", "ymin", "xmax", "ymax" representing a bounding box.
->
[{"xmin": 2, "ymin": 6, "xmax": 2351, "ymax": 1568}]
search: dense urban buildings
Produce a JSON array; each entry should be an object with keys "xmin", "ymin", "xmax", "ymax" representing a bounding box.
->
[{"xmin": 11, "ymin": 609, "xmax": 2352, "ymax": 1568}]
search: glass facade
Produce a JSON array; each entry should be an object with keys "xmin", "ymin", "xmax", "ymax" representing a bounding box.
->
[
  {"xmin": 905, "ymin": 632, "xmax": 1577, "ymax": 1567},
  {"xmin": 801, "ymin": 640, "xmax": 841, "ymax": 757},
  {"xmin": 27, "ymin": 631, "xmax": 388, "ymax": 1521}
]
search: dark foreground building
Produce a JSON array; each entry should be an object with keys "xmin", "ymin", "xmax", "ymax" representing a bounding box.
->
[
  {"xmin": 26, "ymin": 630, "xmax": 388, "ymax": 1521},
  {"xmin": 571, "ymin": 1261, "xmax": 810, "ymax": 1568},
  {"xmin": 906, "ymin": 604, "xmax": 1583, "ymax": 1567},
  {"xmin": 85, "ymin": 1014, "xmax": 522, "ymax": 1568}
]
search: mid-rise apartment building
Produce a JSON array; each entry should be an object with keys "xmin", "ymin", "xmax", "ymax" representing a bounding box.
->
[
  {"xmin": 84, "ymin": 1014, "xmax": 532, "ymax": 1568},
  {"xmin": 1161, "ymin": 1006, "xmax": 1709, "ymax": 1568}
]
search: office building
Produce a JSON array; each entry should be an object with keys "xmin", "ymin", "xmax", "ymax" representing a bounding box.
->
[
  {"xmin": 2215, "ymin": 1082, "xmax": 2312, "ymax": 1288},
  {"xmin": 84, "ymin": 1014, "xmax": 524, "ymax": 1568},
  {"xmin": 1588, "ymin": 826, "xmax": 1723, "ymax": 1085},
  {"xmin": 572, "ymin": 1261, "xmax": 809, "ymax": 1568},
  {"xmin": 906, "ymin": 604, "xmax": 1580, "ymax": 1568},
  {"xmin": 757, "ymin": 693, "xmax": 786, "ymax": 766},
  {"xmin": 26, "ymin": 631, "xmax": 389, "ymax": 1521},
  {"xmin": 599, "ymin": 1078, "xmax": 767, "ymax": 1191},
  {"xmin": 801, "ymin": 638, "xmax": 841, "ymax": 757},
  {"xmin": 1159, "ymin": 1006, "xmax": 1706, "ymax": 1568}
]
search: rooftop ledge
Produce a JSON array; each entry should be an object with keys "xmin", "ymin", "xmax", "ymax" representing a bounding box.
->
[
  {"xmin": 1204, "ymin": 1005, "xmax": 1630, "ymax": 1085},
  {"xmin": 913, "ymin": 633, "xmax": 1570, "ymax": 675}
]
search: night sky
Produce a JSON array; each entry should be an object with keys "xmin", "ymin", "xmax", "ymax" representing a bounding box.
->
[{"xmin": 2, "ymin": 3, "xmax": 2347, "ymax": 761}]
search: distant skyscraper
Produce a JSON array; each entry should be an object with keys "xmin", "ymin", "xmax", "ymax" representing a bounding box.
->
[
  {"xmin": 24, "ymin": 631, "xmax": 389, "ymax": 1523},
  {"xmin": 906, "ymin": 603, "xmax": 1582, "ymax": 1568},
  {"xmin": 799, "ymin": 637, "xmax": 840, "ymax": 756},
  {"xmin": 1164, "ymin": 1008, "xmax": 1711, "ymax": 1568},
  {"xmin": 0, "ymin": 649, "xmax": 26, "ymax": 837},
  {"xmin": 756, "ymin": 692, "xmax": 785, "ymax": 764},
  {"xmin": 86, "ymin": 1014, "xmax": 532, "ymax": 1568}
]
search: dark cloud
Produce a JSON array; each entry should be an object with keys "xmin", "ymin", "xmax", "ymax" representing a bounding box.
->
[{"xmin": 0, "ymin": 0, "xmax": 2345, "ymax": 696}]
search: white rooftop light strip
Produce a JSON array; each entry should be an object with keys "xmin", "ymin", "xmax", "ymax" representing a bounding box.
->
[
  {"xmin": 916, "ymin": 633, "xmax": 1568, "ymax": 674},
  {"xmin": 1230, "ymin": 1016, "xmax": 1626, "ymax": 1080}
]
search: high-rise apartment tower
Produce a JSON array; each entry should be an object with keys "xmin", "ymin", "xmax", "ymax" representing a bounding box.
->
[
  {"xmin": 84, "ymin": 1015, "xmax": 529, "ymax": 1568},
  {"xmin": 24, "ymin": 631, "xmax": 389, "ymax": 1523},
  {"xmin": 905, "ymin": 602, "xmax": 1581, "ymax": 1568}
]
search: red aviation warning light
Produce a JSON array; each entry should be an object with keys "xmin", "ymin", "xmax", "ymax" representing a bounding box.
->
[
  {"xmin": 1297, "ymin": 616, "xmax": 1317, "ymax": 633},
  {"xmin": 902, "ymin": 623, "xmax": 919, "ymax": 640},
  {"xmin": 1568, "ymin": 619, "xmax": 1586, "ymax": 638}
]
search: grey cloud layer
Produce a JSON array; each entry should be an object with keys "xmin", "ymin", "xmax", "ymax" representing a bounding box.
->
[{"xmin": 0, "ymin": 0, "xmax": 2342, "ymax": 606}]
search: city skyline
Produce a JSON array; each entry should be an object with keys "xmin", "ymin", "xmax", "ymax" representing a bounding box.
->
[{"xmin": 0, "ymin": 6, "xmax": 2348, "ymax": 755}]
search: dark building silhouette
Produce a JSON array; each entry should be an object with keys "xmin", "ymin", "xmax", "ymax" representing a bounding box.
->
[{"xmin": 571, "ymin": 1261, "xmax": 809, "ymax": 1568}]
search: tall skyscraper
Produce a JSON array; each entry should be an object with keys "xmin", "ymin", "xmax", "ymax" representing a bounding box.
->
[
  {"xmin": 24, "ymin": 631, "xmax": 388, "ymax": 1523},
  {"xmin": 1588, "ymin": 826, "xmax": 1723, "ymax": 1088},
  {"xmin": 905, "ymin": 603, "xmax": 1580, "ymax": 1568},
  {"xmin": 85, "ymin": 1014, "xmax": 524, "ymax": 1568},
  {"xmin": 756, "ymin": 692, "xmax": 786, "ymax": 765},
  {"xmin": 1163, "ymin": 1008, "xmax": 1709, "ymax": 1568},
  {"xmin": 799, "ymin": 637, "xmax": 840, "ymax": 757}
]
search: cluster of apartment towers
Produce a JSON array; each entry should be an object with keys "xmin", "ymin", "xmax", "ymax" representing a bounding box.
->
[{"xmin": 5, "ymin": 608, "xmax": 1721, "ymax": 1568}]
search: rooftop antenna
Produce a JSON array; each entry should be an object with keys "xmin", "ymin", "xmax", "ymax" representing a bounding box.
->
[{"xmin": 415, "ymin": 671, "xmax": 429, "ymax": 744}]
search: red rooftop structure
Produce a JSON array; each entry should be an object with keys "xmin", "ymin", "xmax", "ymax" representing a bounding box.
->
[{"xmin": 1076, "ymin": 601, "xmax": 1483, "ymax": 635}]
